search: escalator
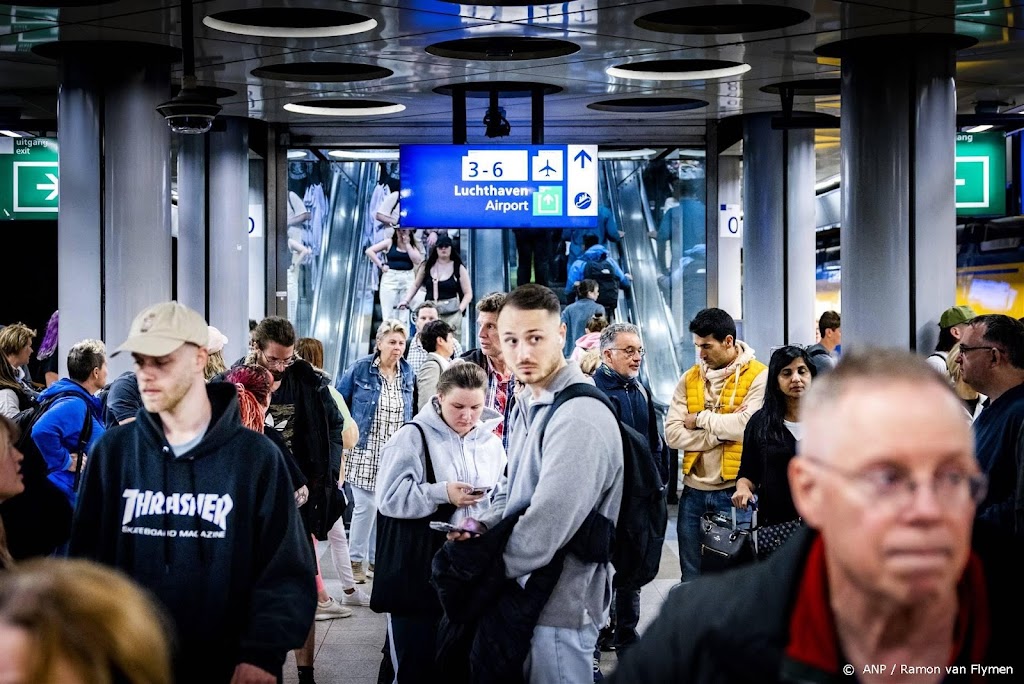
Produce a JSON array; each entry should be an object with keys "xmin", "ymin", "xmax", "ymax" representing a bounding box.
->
[
  {"xmin": 307, "ymin": 161, "xmax": 379, "ymax": 381},
  {"xmin": 463, "ymin": 228, "xmax": 512, "ymax": 347},
  {"xmin": 600, "ymin": 160, "xmax": 685, "ymax": 406}
]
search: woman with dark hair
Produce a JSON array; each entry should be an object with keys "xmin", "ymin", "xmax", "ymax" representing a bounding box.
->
[
  {"xmin": 397, "ymin": 235, "xmax": 473, "ymax": 335},
  {"xmin": 731, "ymin": 345, "xmax": 816, "ymax": 525},
  {"xmin": 375, "ymin": 362, "xmax": 506, "ymax": 682}
]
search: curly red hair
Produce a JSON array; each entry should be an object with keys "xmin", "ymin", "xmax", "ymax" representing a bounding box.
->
[{"xmin": 224, "ymin": 364, "xmax": 274, "ymax": 433}]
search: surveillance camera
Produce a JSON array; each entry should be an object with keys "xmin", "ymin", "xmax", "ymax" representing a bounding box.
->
[{"xmin": 156, "ymin": 86, "xmax": 222, "ymax": 135}]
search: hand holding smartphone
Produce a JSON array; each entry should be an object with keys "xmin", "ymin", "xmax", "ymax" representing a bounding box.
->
[{"xmin": 429, "ymin": 521, "xmax": 468, "ymax": 534}]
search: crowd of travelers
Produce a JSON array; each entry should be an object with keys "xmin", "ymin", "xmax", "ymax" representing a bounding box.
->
[{"xmin": 0, "ymin": 281, "xmax": 1021, "ymax": 684}]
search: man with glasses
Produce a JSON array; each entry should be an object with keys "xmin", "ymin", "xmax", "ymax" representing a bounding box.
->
[
  {"xmin": 592, "ymin": 322, "xmax": 667, "ymax": 655},
  {"xmin": 665, "ymin": 307, "xmax": 767, "ymax": 582},
  {"xmin": 610, "ymin": 349, "xmax": 1019, "ymax": 681},
  {"xmin": 957, "ymin": 314, "xmax": 1024, "ymax": 538},
  {"xmin": 249, "ymin": 316, "xmax": 345, "ymax": 684}
]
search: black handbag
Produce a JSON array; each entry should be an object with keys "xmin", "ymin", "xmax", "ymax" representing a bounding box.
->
[
  {"xmin": 699, "ymin": 507, "xmax": 755, "ymax": 574},
  {"xmin": 370, "ymin": 423, "xmax": 457, "ymax": 616}
]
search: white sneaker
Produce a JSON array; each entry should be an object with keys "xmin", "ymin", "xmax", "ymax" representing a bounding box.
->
[
  {"xmin": 315, "ymin": 597, "xmax": 353, "ymax": 620},
  {"xmin": 341, "ymin": 587, "xmax": 371, "ymax": 607}
]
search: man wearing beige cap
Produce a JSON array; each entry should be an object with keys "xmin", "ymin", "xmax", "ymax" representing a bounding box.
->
[{"xmin": 69, "ymin": 301, "xmax": 316, "ymax": 684}]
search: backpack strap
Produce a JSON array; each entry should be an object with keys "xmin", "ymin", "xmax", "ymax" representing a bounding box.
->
[{"xmin": 536, "ymin": 382, "xmax": 615, "ymax": 453}]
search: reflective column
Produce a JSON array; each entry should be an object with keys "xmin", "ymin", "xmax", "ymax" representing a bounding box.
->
[
  {"xmin": 742, "ymin": 113, "xmax": 817, "ymax": 357},
  {"xmin": 824, "ymin": 33, "xmax": 967, "ymax": 352},
  {"xmin": 48, "ymin": 42, "xmax": 176, "ymax": 375}
]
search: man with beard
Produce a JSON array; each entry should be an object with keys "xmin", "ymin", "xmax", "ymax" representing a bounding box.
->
[
  {"xmin": 69, "ymin": 301, "xmax": 315, "ymax": 683},
  {"xmin": 248, "ymin": 316, "xmax": 344, "ymax": 684}
]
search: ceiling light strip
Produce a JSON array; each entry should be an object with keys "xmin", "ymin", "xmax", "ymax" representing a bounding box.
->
[
  {"xmin": 202, "ymin": 16, "xmax": 377, "ymax": 38},
  {"xmin": 284, "ymin": 102, "xmax": 405, "ymax": 116},
  {"xmin": 606, "ymin": 63, "xmax": 751, "ymax": 81}
]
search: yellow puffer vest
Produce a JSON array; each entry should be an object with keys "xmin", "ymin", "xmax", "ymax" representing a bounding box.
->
[{"xmin": 682, "ymin": 359, "xmax": 767, "ymax": 481}]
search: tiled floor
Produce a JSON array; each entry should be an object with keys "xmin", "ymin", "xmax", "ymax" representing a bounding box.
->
[{"xmin": 285, "ymin": 509, "xmax": 681, "ymax": 683}]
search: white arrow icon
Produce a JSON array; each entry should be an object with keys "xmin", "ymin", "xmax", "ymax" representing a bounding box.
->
[{"xmin": 37, "ymin": 173, "xmax": 58, "ymax": 200}]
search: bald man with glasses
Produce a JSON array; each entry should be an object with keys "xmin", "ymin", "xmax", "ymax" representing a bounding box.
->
[
  {"xmin": 610, "ymin": 350, "xmax": 1021, "ymax": 682},
  {"xmin": 957, "ymin": 314, "xmax": 1024, "ymax": 539}
]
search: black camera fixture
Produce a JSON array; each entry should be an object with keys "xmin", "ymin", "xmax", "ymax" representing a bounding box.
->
[{"xmin": 157, "ymin": 0, "xmax": 222, "ymax": 134}]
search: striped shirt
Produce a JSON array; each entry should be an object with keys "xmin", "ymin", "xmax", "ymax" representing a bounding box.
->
[
  {"xmin": 486, "ymin": 357, "xmax": 516, "ymax": 452},
  {"xmin": 346, "ymin": 359, "xmax": 406, "ymax": 491},
  {"xmin": 407, "ymin": 335, "xmax": 464, "ymax": 375}
]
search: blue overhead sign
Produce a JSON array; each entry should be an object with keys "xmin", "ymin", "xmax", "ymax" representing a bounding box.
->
[{"xmin": 400, "ymin": 144, "xmax": 599, "ymax": 229}]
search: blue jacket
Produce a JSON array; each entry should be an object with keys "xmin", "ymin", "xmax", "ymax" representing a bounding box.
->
[
  {"xmin": 562, "ymin": 205, "xmax": 620, "ymax": 265},
  {"xmin": 335, "ymin": 353, "xmax": 415, "ymax": 450},
  {"xmin": 593, "ymin": 365, "xmax": 668, "ymax": 483},
  {"xmin": 32, "ymin": 378, "xmax": 105, "ymax": 505},
  {"xmin": 565, "ymin": 244, "xmax": 629, "ymax": 294}
]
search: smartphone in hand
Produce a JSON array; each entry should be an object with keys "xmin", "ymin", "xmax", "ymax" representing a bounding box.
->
[
  {"xmin": 465, "ymin": 485, "xmax": 493, "ymax": 496},
  {"xmin": 429, "ymin": 521, "xmax": 467, "ymax": 534}
]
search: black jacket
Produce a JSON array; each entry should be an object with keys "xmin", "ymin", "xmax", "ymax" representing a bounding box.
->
[
  {"xmin": 432, "ymin": 509, "xmax": 614, "ymax": 684},
  {"xmin": 68, "ymin": 383, "xmax": 316, "ymax": 682},
  {"xmin": 592, "ymin": 365, "xmax": 668, "ymax": 483},
  {"xmin": 609, "ymin": 527, "xmax": 1022, "ymax": 684},
  {"xmin": 737, "ymin": 410, "xmax": 799, "ymax": 525}
]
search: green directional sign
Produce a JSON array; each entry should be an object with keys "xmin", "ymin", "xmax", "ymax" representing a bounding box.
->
[
  {"xmin": 956, "ymin": 131, "xmax": 1005, "ymax": 217},
  {"xmin": 0, "ymin": 137, "xmax": 58, "ymax": 219}
]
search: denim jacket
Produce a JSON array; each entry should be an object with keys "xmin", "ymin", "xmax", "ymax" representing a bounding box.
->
[{"xmin": 335, "ymin": 353, "xmax": 415, "ymax": 450}]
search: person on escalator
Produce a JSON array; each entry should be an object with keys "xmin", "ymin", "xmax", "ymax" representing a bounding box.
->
[
  {"xmin": 566, "ymin": 236, "xmax": 631, "ymax": 319},
  {"xmin": 397, "ymin": 236, "xmax": 473, "ymax": 337}
]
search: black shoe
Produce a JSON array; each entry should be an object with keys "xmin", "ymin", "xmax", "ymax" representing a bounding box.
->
[{"xmin": 597, "ymin": 628, "xmax": 616, "ymax": 652}]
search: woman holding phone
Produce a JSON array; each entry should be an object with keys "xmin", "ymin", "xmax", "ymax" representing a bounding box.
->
[{"xmin": 375, "ymin": 362, "xmax": 506, "ymax": 683}]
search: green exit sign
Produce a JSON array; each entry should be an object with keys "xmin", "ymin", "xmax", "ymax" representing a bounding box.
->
[
  {"xmin": 956, "ymin": 131, "xmax": 1005, "ymax": 217},
  {"xmin": 0, "ymin": 137, "xmax": 58, "ymax": 219}
]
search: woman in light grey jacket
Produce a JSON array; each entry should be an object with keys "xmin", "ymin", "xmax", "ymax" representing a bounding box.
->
[{"xmin": 376, "ymin": 362, "xmax": 506, "ymax": 683}]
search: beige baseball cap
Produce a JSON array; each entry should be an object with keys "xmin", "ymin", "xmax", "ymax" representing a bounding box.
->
[{"xmin": 114, "ymin": 301, "xmax": 209, "ymax": 357}]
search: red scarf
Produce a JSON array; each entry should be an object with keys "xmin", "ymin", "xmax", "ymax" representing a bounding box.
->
[{"xmin": 785, "ymin": 536, "xmax": 990, "ymax": 678}]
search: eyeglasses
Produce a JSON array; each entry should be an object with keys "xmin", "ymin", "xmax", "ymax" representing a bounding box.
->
[
  {"xmin": 609, "ymin": 347, "xmax": 646, "ymax": 358},
  {"xmin": 957, "ymin": 345, "xmax": 1003, "ymax": 357},
  {"xmin": 260, "ymin": 350, "xmax": 295, "ymax": 369},
  {"xmin": 803, "ymin": 456, "xmax": 987, "ymax": 510}
]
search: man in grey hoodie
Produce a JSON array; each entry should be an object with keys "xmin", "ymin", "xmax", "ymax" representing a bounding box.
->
[{"xmin": 458, "ymin": 283, "xmax": 624, "ymax": 684}]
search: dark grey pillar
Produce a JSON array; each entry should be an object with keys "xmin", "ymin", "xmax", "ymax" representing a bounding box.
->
[
  {"xmin": 208, "ymin": 117, "xmax": 250, "ymax": 363},
  {"xmin": 742, "ymin": 114, "xmax": 816, "ymax": 357},
  {"xmin": 50, "ymin": 42, "xmax": 176, "ymax": 375},
  {"xmin": 177, "ymin": 134, "xmax": 207, "ymax": 316},
  {"xmin": 824, "ymin": 34, "xmax": 968, "ymax": 352}
]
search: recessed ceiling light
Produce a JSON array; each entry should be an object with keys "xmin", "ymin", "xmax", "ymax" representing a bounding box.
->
[
  {"xmin": 287, "ymin": 149, "xmax": 310, "ymax": 160},
  {"xmin": 635, "ymin": 5, "xmax": 810, "ymax": 35},
  {"xmin": 598, "ymin": 149, "xmax": 657, "ymax": 159},
  {"xmin": 284, "ymin": 100, "xmax": 405, "ymax": 116},
  {"xmin": 203, "ymin": 9, "xmax": 376, "ymax": 39},
  {"xmin": 963, "ymin": 124, "xmax": 993, "ymax": 133},
  {"xmin": 588, "ymin": 97, "xmax": 709, "ymax": 113},
  {"xmin": 252, "ymin": 61, "xmax": 393, "ymax": 83},
  {"xmin": 607, "ymin": 59, "xmax": 751, "ymax": 81}
]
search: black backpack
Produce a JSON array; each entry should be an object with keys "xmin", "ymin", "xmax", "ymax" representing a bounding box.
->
[
  {"xmin": 537, "ymin": 383, "xmax": 668, "ymax": 588},
  {"xmin": 582, "ymin": 258, "xmax": 620, "ymax": 308},
  {"xmin": 1, "ymin": 390, "xmax": 94, "ymax": 559}
]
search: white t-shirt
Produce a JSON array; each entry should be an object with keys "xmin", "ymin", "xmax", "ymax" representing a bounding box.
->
[{"xmin": 784, "ymin": 419, "xmax": 803, "ymax": 442}]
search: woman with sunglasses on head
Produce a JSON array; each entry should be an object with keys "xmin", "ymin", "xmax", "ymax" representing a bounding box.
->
[
  {"xmin": 732, "ymin": 345, "xmax": 816, "ymax": 530},
  {"xmin": 398, "ymin": 235, "xmax": 473, "ymax": 336}
]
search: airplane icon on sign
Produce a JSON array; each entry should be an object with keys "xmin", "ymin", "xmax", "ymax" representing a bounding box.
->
[{"xmin": 538, "ymin": 161, "xmax": 556, "ymax": 177}]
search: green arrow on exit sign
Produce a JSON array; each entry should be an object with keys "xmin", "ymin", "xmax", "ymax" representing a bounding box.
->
[
  {"xmin": 14, "ymin": 162, "xmax": 58, "ymax": 212},
  {"xmin": 955, "ymin": 131, "xmax": 1005, "ymax": 217}
]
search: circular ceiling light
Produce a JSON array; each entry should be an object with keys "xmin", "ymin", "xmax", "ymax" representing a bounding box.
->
[
  {"xmin": 607, "ymin": 59, "xmax": 750, "ymax": 81},
  {"xmin": 588, "ymin": 97, "xmax": 709, "ymax": 113},
  {"xmin": 635, "ymin": 5, "xmax": 810, "ymax": 35},
  {"xmin": 283, "ymin": 99, "xmax": 405, "ymax": 116},
  {"xmin": 426, "ymin": 37, "xmax": 579, "ymax": 61},
  {"xmin": 327, "ymin": 149, "xmax": 401, "ymax": 160},
  {"xmin": 287, "ymin": 149, "xmax": 310, "ymax": 160},
  {"xmin": 252, "ymin": 61, "xmax": 393, "ymax": 83},
  {"xmin": 203, "ymin": 9, "xmax": 377, "ymax": 39}
]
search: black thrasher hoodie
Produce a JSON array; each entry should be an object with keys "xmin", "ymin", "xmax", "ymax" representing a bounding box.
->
[{"xmin": 69, "ymin": 382, "xmax": 316, "ymax": 682}]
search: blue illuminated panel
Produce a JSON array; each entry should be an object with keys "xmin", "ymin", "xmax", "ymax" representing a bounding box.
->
[{"xmin": 400, "ymin": 144, "xmax": 599, "ymax": 229}]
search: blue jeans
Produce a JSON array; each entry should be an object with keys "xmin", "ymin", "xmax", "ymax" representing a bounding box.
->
[
  {"xmin": 524, "ymin": 620, "xmax": 599, "ymax": 684},
  {"xmin": 676, "ymin": 486, "xmax": 751, "ymax": 582}
]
